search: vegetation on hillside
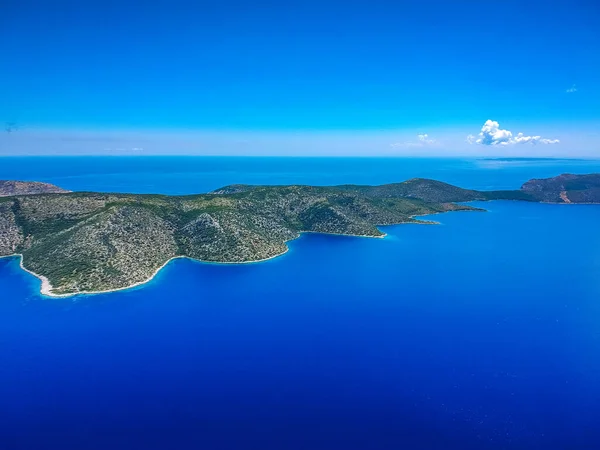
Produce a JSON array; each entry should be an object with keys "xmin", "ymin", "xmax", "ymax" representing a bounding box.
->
[{"xmin": 1, "ymin": 173, "xmax": 597, "ymax": 295}]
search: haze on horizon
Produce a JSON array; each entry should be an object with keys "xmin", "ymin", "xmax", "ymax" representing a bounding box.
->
[{"xmin": 1, "ymin": 0, "xmax": 599, "ymax": 157}]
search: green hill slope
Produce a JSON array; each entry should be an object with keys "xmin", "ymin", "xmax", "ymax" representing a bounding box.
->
[{"xmin": 1, "ymin": 173, "xmax": 597, "ymax": 296}]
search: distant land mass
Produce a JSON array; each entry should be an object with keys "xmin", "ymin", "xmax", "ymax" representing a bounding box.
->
[
  {"xmin": 0, "ymin": 173, "xmax": 598, "ymax": 296},
  {"xmin": 0, "ymin": 180, "xmax": 70, "ymax": 197},
  {"xmin": 481, "ymin": 157, "xmax": 589, "ymax": 162}
]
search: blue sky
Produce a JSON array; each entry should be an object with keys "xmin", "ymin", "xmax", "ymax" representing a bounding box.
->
[{"xmin": 1, "ymin": 0, "xmax": 599, "ymax": 156}]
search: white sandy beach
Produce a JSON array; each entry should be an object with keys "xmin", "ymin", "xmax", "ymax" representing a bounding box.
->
[
  {"xmin": 2, "ymin": 250, "xmax": 292, "ymax": 298},
  {"xmin": 2, "ymin": 227, "xmax": 421, "ymax": 298},
  {"xmin": 2, "ymin": 229, "xmax": 381, "ymax": 298}
]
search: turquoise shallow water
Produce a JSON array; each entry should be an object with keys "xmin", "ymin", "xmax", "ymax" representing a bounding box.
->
[{"xmin": 1, "ymin": 157, "xmax": 600, "ymax": 449}]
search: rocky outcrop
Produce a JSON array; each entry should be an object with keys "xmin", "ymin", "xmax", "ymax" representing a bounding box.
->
[{"xmin": 0, "ymin": 180, "xmax": 69, "ymax": 197}]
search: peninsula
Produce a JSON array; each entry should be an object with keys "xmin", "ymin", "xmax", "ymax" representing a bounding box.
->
[
  {"xmin": 0, "ymin": 180, "xmax": 70, "ymax": 197},
  {"xmin": 1, "ymin": 173, "xmax": 598, "ymax": 296}
]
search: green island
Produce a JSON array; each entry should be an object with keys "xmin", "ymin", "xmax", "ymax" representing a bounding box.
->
[{"xmin": 1, "ymin": 173, "xmax": 598, "ymax": 296}]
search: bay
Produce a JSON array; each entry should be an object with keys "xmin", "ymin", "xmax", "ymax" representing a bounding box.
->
[{"xmin": 1, "ymin": 157, "xmax": 599, "ymax": 449}]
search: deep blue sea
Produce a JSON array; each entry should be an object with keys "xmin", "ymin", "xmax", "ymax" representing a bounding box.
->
[{"xmin": 1, "ymin": 157, "xmax": 600, "ymax": 450}]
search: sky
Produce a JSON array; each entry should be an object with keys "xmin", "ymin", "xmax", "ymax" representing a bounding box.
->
[{"xmin": 1, "ymin": 0, "xmax": 599, "ymax": 156}]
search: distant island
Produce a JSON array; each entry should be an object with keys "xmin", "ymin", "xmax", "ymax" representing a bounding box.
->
[
  {"xmin": 1, "ymin": 173, "xmax": 598, "ymax": 297},
  {"xmin": 0, "ymin": 180, "xmax": 70, "ymax": 197}
]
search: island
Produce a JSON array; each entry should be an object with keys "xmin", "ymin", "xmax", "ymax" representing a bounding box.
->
[{"xmin": 1, "ymin": 173, "xmax": 598, "ymax": 296}]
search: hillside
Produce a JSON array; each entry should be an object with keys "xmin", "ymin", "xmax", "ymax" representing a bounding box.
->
[
  {"xmin": 0, "ymin": 180, "xmax": 70, "ymax": 197},
  {"xmin": 0, "ymin": 184, "xmax": 477, "ymax": 296},
  {"xmin": 520, "ymin": 173, "xmax": 600, "ymax": 203},
  {"xmin": 480, "ymin": 173, "xmax": 600, "ymax": 203},
  {"xmin": 0, "ymin": 173, "xmax": 597, "ymax": 296},
  {"xmin": 335, "ymin": 178, "xmax": 487, "ymax": 203}
]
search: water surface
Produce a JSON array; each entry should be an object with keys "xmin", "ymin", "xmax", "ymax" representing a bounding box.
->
[
  {"xmin": 1, "ymin": 158, "xmax": 599, "ymax": 449},
  {"xmin": 2, "ymin": 156, "xmax": 600, "ymax": 194}
]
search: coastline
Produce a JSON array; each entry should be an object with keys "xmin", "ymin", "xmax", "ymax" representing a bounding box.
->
[
  {"xmin": 1, "ymin": 210, "xmax": 486, "ymax": 298},
  {"xmin": 1, "ymin": 254, "xmax": 56, "ymax": 296},
  {"xmin": 0, "ymin": 228, "xmax": 389, "ymax": 298},
  {"xmin": 2, "ymin": 251, "xmax": 290, "ymax": 299}
]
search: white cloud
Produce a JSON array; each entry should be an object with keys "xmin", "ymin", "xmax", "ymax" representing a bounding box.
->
[
  {"xmin": 417, "ymin": 134, "xmax": 436, "ymax": 144},
  {"xmin": 477, "ymin": 120, "xmax": 513, "ymax": 145},
  {"xmin": 566, "ymin": 84, "xmax": 577, "ymax": 93},
  {"xmin": 513, "ymin": 133, "xmax": 559, "ymax": 145},
  {"xmin": 391, "ymin": 134, "xmax": 437, "ymax": 148},
  {"xmin": 468, "ymin": 120, "xmax": 559, "ymax": 146}
]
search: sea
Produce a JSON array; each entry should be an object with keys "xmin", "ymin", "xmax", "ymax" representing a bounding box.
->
[{"xmin": 1, "ymin": 157, "xmax": 599, "ymax": 450}]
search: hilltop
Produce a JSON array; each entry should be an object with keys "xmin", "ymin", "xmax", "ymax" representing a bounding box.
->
[
  {"xmin": 0, "ymin": 174, "xmax": 597, "ymax": 296},
  {"xmin": 520, "ymin": 173, "xmax": 600, "ymax": 203},
  {"xmin": 0, "ymin": 180, "xmax": 69, "ymax": 197}
]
